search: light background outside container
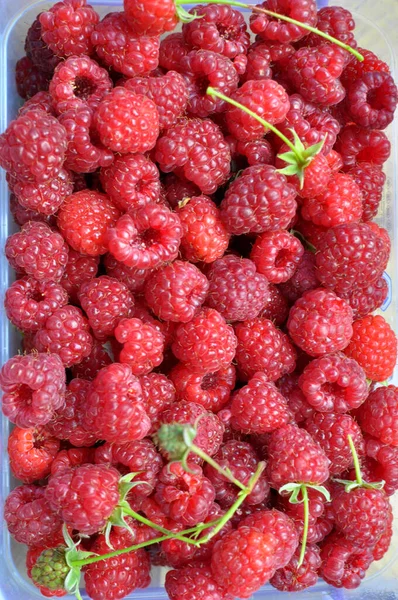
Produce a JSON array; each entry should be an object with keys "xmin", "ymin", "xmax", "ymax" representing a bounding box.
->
[{"xmin": 0, "ymin": 0, "xmax": 397, "ymax": 598}]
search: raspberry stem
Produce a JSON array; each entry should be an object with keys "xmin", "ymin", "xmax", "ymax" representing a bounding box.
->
[
  {"xmin": 189, "ymin": 443, "xmax": 247, "ymax": 491},
  {"xmin": 347, "ymin": 433, "xmax": 363, "ymax": 485},
  {"xmin": 333, "ymin": 435, "xmax": 386, "ymax": 492},
  {"xmin": 297, "ymin": 485, "xmax": 309, "ymax": 568}
]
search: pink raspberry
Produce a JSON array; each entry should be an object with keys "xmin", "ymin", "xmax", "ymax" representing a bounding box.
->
[
  {"xmin": 260, "ymin": 284, "xmax": 289, "ymax": 326},
  {"xmin": 345, "ymin": 71, "xmax": 398, "ymax": 130},
  {"xmin": 114, "ymin": 317, "xmax": 165, "ymax": 375},
  {"xmin": 320, "ymin": 532, "xmax": 374, "ymax": 589},
  {"xmin": 140, "ymin": 373, "xmax": 176, "ymax": 430},
  {"xmin": 271, "ymin": 544, "xmax": 322, "ymax": 592},
  {"xmin": 348, "ymin": 162, "xmax": 386, "ymax": 222},
  {"xmin": 165, "ymin": 564, "xmax": 233, "ymax": 600},
  {"xmin": 159, "ymin": 33, "xmax": 190, "ymax": 72},
  {"xmin": 10, "ymin": 168, "xmax": 73, "ymax": 216},
  {"xmin": 124, "ymin": 0, "xmax": 178, "ymax": 36},
  {"xmin": 281, "ymin": 152, "xmax": 332, "ymax": 200},
  {"xmin": 358, "ymin": 386, "xmax": 398, "ymax": 447},
  {"xmin": 104, "ymin": 254, "xmax": 152, "ymax": 294},
  {"xmin": 339, "ymin": 276, "xmax": 389, "ymax": 320},
  {"xmin": 250, "ymin": 0, "xmax": 317, "ymax": 43},
  {"xmin": 279, "ymin": 250, "xmax": 319, "ymax": 304},
  {"xmin": 60, "ymin": 248, "xmax": 99, "ymax": 304},
  {"xmin": 235, "ymin": 317, "xmax": 296, "ymax": 381},
  {"xmin": 251, "ymin": 230, "xmax": 304, "ymax": 284},
  {"xmin": 335, "ymin": 125, "xmax": 391, "ymax": 168},
  {"xmin": 70, "ymin": 338, "xmax": 112, "ymax": 381}
]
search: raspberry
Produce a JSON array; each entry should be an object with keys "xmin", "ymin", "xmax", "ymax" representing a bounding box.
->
[
  {"xmin": 287, "ymin": 288, "xmax": 353, "ymax": 357},
  {"xmin": 25, "ymin": 15, "xmax": 61, "ymax": 73},
  {"xmin": 159, "ymin": 33, "xmax": 190, "ymax": 72},
  {"xmin": 225, "ymin": 79, "xmax": 290, "ymax": 141},
  {"xmin": 50, "ymin": 447, "xmax": 94, "ymax": 476},
  {"xmin": 260, "ymin": 284, "xmax": 289, "ymax": 325},
  {"xmin": 235, "ymin": 137, "xmax": 275, "ymax": 166},
  {"xmin": 345, "ymin": 315, "xmax": 397, "ymax": 382},
  {"xmin": 163, "ymin": 174, "xmax": 201, "ymax": 209},
  {"xmin": 4, "ymin": 277, "xmax": 68, "ymax": 333},
  {"xmin": 157, "ymin": 401, "xmax": 224, "ymax": 461},
  {"xmin": 95, "ymin": 439, "xmax": 162, "ymax": 497},
  {"xmin": 279, "ymin": 250, "xmax": 319, "ymax": 304},
  {"xmin": 15, "ymin": 56, "xmax": 49, "ymax": 100},
  {"xmin": 93, "ymin": 87, "xmax": 159, "ymax": 154},
  {"xmin": 231, "ymin": 372, "xmax": 291, "ymax": 434},
  {"xmin": 27, "ymin": 545, "xmax": 68, "ymax": 598},
  {"xmin": 39, "ymin": 0, "xmax": 99, "ymax": 58},
  {"xmin": 18, "ymin": 91, "xmax": 55, "ymax": 117},
  {"xmin": 57, "ymin": 190, "xmax": 121, "ymax": 256},
  {"xmin": 104, "ymin": 258, "xmax": 149, "ymax": 297},
  {"xmin": 124, "ymin": 0, "xmax": 178, "ymax": 36},
  {"xmin": 235, "ymin": 317, "xmax": 296, "ymax": 381},
  {"xmin": 170, "ymin": 362, "xmax": 235, "ymax": 413},
  {"xmin": 220, "ymin": 165, "xmax": 297, "ymax": 235},
  {"xmin": 364, "ymin": 437, "xmax": 398, "ymax": 496},
  {"xmin": 0, "ymin": 353, "xmax": 65, "ymax": 428},
  {"xmin": 281, "ymin": 152, "xmax": 332, "ymax": 200},
  {"xmin": 348, "ymin": 163, "xmax": 386, "ymax": 222},
  {"xmin": 346, "ymin": 71, "xmax": 398, "ymax": 130},
  {"xmin": 60, "ymin": 248, "xmax": 99, "ymax": 304},
  {"xmin": 211, "ymin": 526, "xmax": 277, "ymax": 598},
  {"xmin": 298, "ymin": 352, "xmax": 368, "ymax": 413},
  {"xmin": 294, "ymin": 215, "xmax": 328, "ymax": 249},
  {"xmin": 144, "ymin": 261, "xmax": 209, "ymax": 323},
  {"xmin": 91, "ymin": 12, "xmax": 160, "ymax": 78},
  {"xmin": 267, "ymin": 424, "xmax": 330, "ymax": 488},
  {"xmin": 277, "ymin": 373, "xmax": 315, "ymax": 423},
  {"xmin": 373, "ymin": 501, "xmax": 393, "ymax": 560},
  {"xmin": 172, "ymin": 308, "xmax": 237, "ymax": 374},
  {"xmin": 242, "ymin": 42, "xmax": 273, "ymax": 82},
  {"xmin": 82, "ymin": 363, "xmax": 150, "ymax": 443},
  {"xmin": 8, "ymin": 426, "xmax": 60, "ymax": 483},
  {"xmin": 58, "ymin": 106, "xmax": 114, "ymax": 173},
  {"xmin": 251, "ymin": 230, "xmax": 304, "ymax": 284},
  {"xmin": 155, "ymin": 118, "xmax": 231, "ymax": 194},
  {"xmin": 204, "ymin": 441, "xmax": 269, "ymax": 508},
  {"xmin": 166, "ymin": 564, "xmax": 233, "ymax": 600},
  {"xmin": 140, "ymin": 373, "xmax": 176, "ymax": 430},
  {"xmin": 287, "ymin": 44, "xmax": 346, "ymax": 106},
  {"xmin": 271, "ymin": 544, "xmax": 322, "ymax": 592},
  {"xmin": 305, "ymin": 6, "xmax": 357, "ymax": 51},
  {"xmin": 4, "ymin": 485, "xmax": 62, "ymax": 547},
  {"xmin": 320, "ymin": 532, "xmax": 374, "ymax": 589},
  {"xmin": 181, "ymin": 50, "xmax": 239, "ymax": 118},
  {"xmin": 358, "ymin": 386, "xmax": 398, "ymax": 446},
  {"xmin": 341, "ymin": 47, "xmax": 391, "ymax": 88},
  {"xmin": 335, "ymin": 125, "xmax": 391, "ymax": 168},
  {"xmin": 11, "ymin": 168, "xmax": 73, "ymax": 215},
  {"xmin": 114, "ymin": 317, "xmax": 165, "ymax": 375},
  {"xmin": 133, "ymin": 300, "xmax": 176, "ymax": 348},
  {"xmin": 332, "ymin": 486, "xmax": 390, "ymax": 547},
  {"xmin": 29, "ymin": 546, "xmax": 69, "ymax": 596},
  {"xmin": 107, "ymin": 203, "xmax": 182, "ymax": 270},
  {"xmin": 70, "ymin": 338, "xmax": 112, "ymax": 381},
  {"xmin": 250, "ymin": 0, "xmax": 317, "ymax": 42},
  {"xmin": 326, "ymin": 149, "xmax": 344, "ymax": 173},
  {"xmin": 0, "ymin": 109, "xmax": 67, "ymax": 183}
]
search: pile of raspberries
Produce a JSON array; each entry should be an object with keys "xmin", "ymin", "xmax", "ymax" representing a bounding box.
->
[{"xmin": 1, "ymin": 0, "xmax": 398, "ymax": 599}]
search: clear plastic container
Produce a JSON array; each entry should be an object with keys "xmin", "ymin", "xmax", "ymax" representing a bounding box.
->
[{"xmin": 1, "ymin": 0, "xmax": 398, "ymax": 598}]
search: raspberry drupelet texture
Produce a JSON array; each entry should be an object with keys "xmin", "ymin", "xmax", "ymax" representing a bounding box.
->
[
  {"xmin": 124, "ymin": 71, "xmax": 188, "ymax": 130},
  {"xmin": 344, "ymin": 315, "xmax": 397, "ymax": 382},
  {"xmin": 24, "ymin": 15, "xmax": 61, "ymax": 74},
  {"xmin": 235, "ymin": 317, "xmax": 296, "ymax": 381},
  {"xmin": 78, "ymin": 275, "xmax": 134, "ymax": 340},
  {"xmin": 163, "ymin": 174, "xmax": 201, "ymax": 209},
  {"xmin": 320, "ymin": 532, "xmax": 374, "ymax": 589},
  {"xmin": 260, "ymin": 284, "xmax": 290, "ymax": 325},
  {"xmin": 107, "ymin": 203, "xmax": 183, "ymax": 270},
  {"xmin": 279, "ymin": 250, "xmax": 319, "ymax": 305},
  {"xmin": 4, "ymin": 485, "xmax": 62, "ymax": 547},
  {"xmin": 250, "ymin": 0, "xmax": 317, "ymax": 43},
  {"xmin": 373, "ymin": 501, "xmax": 394, "ymax": 559},
  {"xmin": 159, "ymin": 33, "xmax": 190, "ymax": 72},
  {"xmin": 45, "ymin": 463, "xmax": 120, "ymax": 535},
  {"xmin": 57, "ymin": 190, "xmax": 121, "ymax": 256},
  {"xmin": 358, "ymin": 386, "xmax": 398, "ymax": 447},
  {"xmin": 114, "ymin": 317, "xmax": 165, "ymax": 375},
  {"xmin": 348, "ymin": 162, "xmax": 386, "ymax": 222},
  {"xmin": 70, "ymin": 339, "xmax": 112, "ymax": 381},
  {"xmin": 170, "ymin": 362, "xmax": 235, "ymax": 413},
  {"xmin": 165, "ymin": 564, "xmax": 234, "ymax": 600},
  {"xmin": 205, "ymin": 255, "xmax": 269, "ymax": 322},
  {"xmin": 104, "ymin": 255, "xmax": 152, "ymax": 294},
  {"xmin": 140, "ymin": 373, "xmax": 176, "ymax": 431},
  {"xmin": 287, "ymin": 288, "xmax": 353, "ymax": 357},
  {"xmin": 27, "ymin": 543, "xmax": 68, "ymax": 598},
  {"xmin": 346, "ymin": 71, "xmax": 398, "ymax": 130},
  {"xmin": 10, "ymin": 168, "xmax": 73, "ymax": 216},
  {"xmin": 305, "ymin": 6, "xmax": 357, "ymax": 51},
  {"xmin": 8, "ymin": 426, "xmax": 60, "ymax": 483},
  {"xmin": 364, "ymin": 438, "xmax": 398, "ymax": 497},
  {"xmin": 144, "ymin": 261, "xmax": 209, "ymax": 323},
  {"xmin": 220, "ymin": 165, "xmax": 297, "ymax": 235},
  {"xmin": 50, "ymin": 447, "xmax": 95, "ymax": 475},
  {"xmin": 234, "ymin": 137, "xmax": 275, "ymax": 166},
  {"xmin": 94, "ymin": 87, "xmax": 159, "ymax": 154},
  {"xmin": 15, "ymin": 57, "xmax": 49, "ymax": 100},
  {"xmin": 271, "ymin": 544, "xmax": 322, "ymax": 592},
  {"xmin": 18, "ymin": 90, "xmax": 55, "ymax": 116},
  {"xmin": 281, "ymin": 152, "xmax": 331, "ymax": 201},
  {"xmin": 155, "ymin": 118, "xmax": 231, "ymax": 194},
  {"xmin": 60, "ymin": 248, "xmax": 99, "ymax": 304},
  {"xmin": 34, "ymin": 305, "xmax": 93, "ymax": 368},
  {"xmin": 83, "ymin": 362, "xmax": 150, "ymax": 443},
  {"xmin": 277, "ymin": 373, "xmax": 315, "ymax": 424},
  {"xmin": 335, "ymin": 125, "xmax": 391, "ymax": 168},
  {"xmin": 251, "ymin": 230, "xmax": 304, "ymax": 284},
  {"xmin": 172, "ymin": 308, "xmax": 237, "ymax": 374},
  {"xmin": 0, "ymin": 109, "xmax": 67, "ymax": 183},
  {"xmin": 4, "ymin": 277, "xmax": 68, "ymax": 333},
  {"xmin": 0, "ymin": 353, "xmax": 65, "ymax": 429},
  {"xmin": 124, "ymin": 0, "xmax": 178, "ymax": 36},
  {"xmin": 339, "ymin": 276, "xmax": 389, "ymax": 320},
  {"xmin": 242, "ymin": 42, "xmax": 273, "ymax": 82}
]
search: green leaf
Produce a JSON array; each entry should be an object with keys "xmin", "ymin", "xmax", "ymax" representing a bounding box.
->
[
  {"xmin": 279, "ymin": 483, "xmax": 301, "ymax": 494},
  {"xmin": 306, "ymin": 484, "xmax": 331, "ymax": 503},
  {"xmin": 276, "ymin": 165, "xmax": 300, "ymax": 176}
]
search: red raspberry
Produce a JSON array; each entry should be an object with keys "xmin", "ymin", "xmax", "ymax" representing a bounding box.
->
[
  {"xmin": 46, "ymin": 378, "xmax": 96, "ymax": 447},
  {"xmin": 50, "ymin": 447, "xmax": 94, "ymax": 476},
  {"xmin": 166, "ymin": 564, "xmax": 233, "ymax": 600},
  {"xmin": 204, "ymin": 441, "xmax": 269, "ymax": 508},
  {"xmin": 304, "ymin": 412, "xmax": 364, "ymax": 476},
  {"xmin": 155, "ymin": 118, "xmax": 231, "ymax": 194},
  {"xmin": 172, "ymin": 308, "xmax": 237, "ymax": 374},
  {"xmin": 34, "ymin": 305, "xmax": 93, "ymax": 367},
  {"xmin": 251, "ymin": 230, "xmax": 304, "ymax": 284},
  {"xmin": 320, "ymin": 532, "xmax": 374, "ymax": 589},
  {"xmin": 133, "ymin": 300, "xmax": 176, "ymax": 348},
  {"xmin": 58, "ymin": 106, "xmax": 114, "ymax": 173},
  {"xmin": 45, "ymin": 463, "xmax": 119, "ymax": 535},
  {"xmin": 294, "ymin": 214, "xmax": 328, "ymax": 249},
  {"xmin": 92, "ymin": 12, "xmax": 160, "ymax": 78},
  {"xmin": 346, "ymin": 71, "xmax": 398, "ymax": 130},
  {"xmin": 0, "ymin": 353, "xmax": 65, "ymax": 428},
  {"xmin": 260, "ymin": 284, "xmax": 289, "ymax": 325},
  {"xmin": 364, "ymin": 437, "xmax": 398, "ymax": 496},
  {"xmin": 140, "ymin": 373, "xmax": 176, "ymax": 430},
  {"xmin": 326, "ymin": 149, "xmax": 344, "ymax": 172},
  {"xmin": 358, "ymin": 386, "xmax": 398, "ymax": 446},
  {"xmin": 373, "ymin": 501, "xmax": 393, "ymax": 560},
  {"xmin": 306, "ymin": 6, "xmax": 357, "ymax": 51},
  {"xmin": 282, "ymin": 152, "xmax": 332, "ymax": 200},
  {"xmin": 124, "ymin": 0, "xmax": 178, "ymax": 36},
  {"xmin": 157, "ymin": 401, "xmax": 224, "ymax": 461},
  {"xmin": 181, "ymin": 50, "xmax": 239, "ymax": 118},
  {"xmin": 235, "ymin": 137, "xmax": 275, "ymax": 166},
  {"xmin": 267, "ymin": 424, "xmax": 330, "ymax": 488},
  {"xmin": 60, "ymin": 248, "xmax": 99, "ymax": 304},
  {"xmin": 25, "ymin": 15, "xmax": 61, "ymax": 73},
  {"xmin": 170, "ymin": 362, "xmax": 235, "ymax": 413},
  {"xmin": 95, "ymin": 439, "xmax": 162, "ymax": 497},
  {"xmin": 287, "ymin": 288, "xmax": 353, "ymax": 357},
  {"xmin": 235, "ymin": 317, "xmax": 296, "ymax": 381},
  {"xmin": 335, "ymin": 125, "xmax": 391, "ymax": 168},
  {"xmin": 332, "ymin": 486, "xmax": 390, "ymax": 547},
  {"xmin": 277, "ymin": 373, "xmax": 315, "ymax": 424},
  {"xmin": 107, "ymin": 203, "xmax": 182, "ymax": 270},
  {"xmin": 220, "ymin": 165, "xmax": 297, "ymax": 235},
  {"xmin": 344, "ymin": 315, "xmax": 397, "ymax": 382},
  {"xmin": 4, "ymin": 485, "xmax": 62, "ymax": 547},
  {"xmin": 9, "ymin": 193, "xmax": 56, "ymax": 227},
  {"xmin": 287, "ymin": 44, "xmax": 346, "ymax": 106},
  {"xmin": 11, "ymin": 168, "xmax": 73, "ymax": 215},
  {"xmin": 104, "ymin": 254, "xmax": 151, "ymax": 294},
  {"xmin": 271, "ymin": 544, "xmax": 321, "ymax": 592},
  {"xmin": 211, "ymin": 526, "xmax": 277, "ymax": 598},
  {"xmin": 225, "ymin": 79, "xmax": 290, "ymax": 141},
  {"xmin": 144, "ymin": 261, "xmax": 209, "ymax": 323},
  {"xmin": 83, "ymin": 363, "xmax": 150, "ymax": 443},
  {"xmin": 18, "ymin": 90, "xmax": 55, "ymax": 116},
  {"xmin": 159, "ymin": 33, "xmax": 190, "ymax": 71},
  {"xmin": 115, "ymin": 317, "xmax": 165, "ymax": 375},
  {"xmin": 5, "ymin": 277, "xmax": 68, "ymax": 333},
  {"xmin": 205, "ymin": 255, "xmax": 269, "ymax": 322},
  {"xmin": 279, "ymin": 250, "xmax": 319, "ymax": 305},
  {"xmin": 0, "ymin": 109, "xmax": 67, "ymax": 183},
  {"xmin": 15, "ymin": 56, "xmax": 49, "ymax": 100},
  {"xmin": 340, "ymin": 276, "xmax": 389, "ymax": 321},
  {"xmin": 163, "ymin": 174, "xmax": 201, "ymax": 209},
  {"xmin": 57, "ymin": 190, "xmax": 121, "ymax": 256},
  {"xmin": 8, "ymin": 426, "xmax": 60, "ymax": 483},
  {"xmin": 94, "ymin": 87, "xmax": 159, "ymax": 154},
  {"xmin": 341, "ymin": 47, "xmax": 390, "ymax": 88},
  {"xmin": 348, "ymin": 163, "xmax": 386, "ymax": 222},
  {"xmin": 250, "ymin": 0, "xmax": 317, "ymax": 43},
  {"xmin": 70, "ymin": 338, "xmax": 112, "ymax": 380},
  {"xmin": 231, "ymin": 372, "xmax": 291, "ymax": 434},
  {"xmin": 242, "ymin": 42, "xmax": 272, "ymax": 82},
  {"xmin": 78, "ymin": 275, "xmax": 134, "ymax": 340}
]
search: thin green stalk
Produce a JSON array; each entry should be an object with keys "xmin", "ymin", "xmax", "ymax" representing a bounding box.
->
[
  {"xmin": 297, "ymin": 485, "xmax": 309, "ymax": 568},
  {"xmin": 347, "ymin": 434, "xmax": 363, "ymax": 485},
  {"xmin": 122, "ymin": 506, "xmax": 202, "ymax": 545},
  {"xmin": 191, "ymin": 443, "xmax": 247, "ymax": 491},
  {"xmin": 175, "ymin": 0, "xmax": 249, "ymax": 7}
]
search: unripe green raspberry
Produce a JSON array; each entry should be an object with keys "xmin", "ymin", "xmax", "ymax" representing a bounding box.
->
[{"xmin": 31, "ymin": 547, "xmax": 69, "ymax": 591}]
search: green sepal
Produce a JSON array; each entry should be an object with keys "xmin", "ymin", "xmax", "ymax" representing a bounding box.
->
[
  {"xmin": 277, "ymin": 150, "xmax": 299, "ymax": 165},
  {"xmin": 302, "ymin": 137, "xmax": 326, "ymax": 159},
  {"xmin": 290, "ymin": 229, "xmax": 316, "ymax": 254},
  {"xmin": 277, "ymin": 164, "xmax": 302, "ymax": 177},
  {"xmin": 175, "ymin": 6, "xmax": 203, "ymax": 23},
  {"xmin": 289, "ymin": 129, "xmax": 306, "ymax": 155},
  {"xmin": 333, "ymin": 478, "xmax": 386, "ymax": 493},
  {"xmin": 119, "ymin": 472, "xmax": 143, "ymax": 502},
  {"xmin": 279, "ymin": 483, "xmax": 303, "ymax": 504},
  {"xmin": 181, "ymin": 449, "xmax": 195, "ymax": 474},
  {"xmin": 306, "ymin": 484, "xmax": 331, "ymax": 503}
]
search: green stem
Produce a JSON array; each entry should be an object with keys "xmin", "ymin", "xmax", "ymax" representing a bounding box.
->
[
  {"xmin": 175, "ymin": 0, "xmax": 249, "ymax": 7},
  {"xmin": 122, "ymin": 506, "xmax": 203, "ymax": 545},
  {"xmin": 297, "ymin": 485, "xmax": 309, "ymax": 568},
  {"xmin": 347, "ymin": 434, "xmax": 363, "ymax": 486},
  {"xmin": 190, "ymin": 443, "xmax": 247, "ymax": 491}
]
